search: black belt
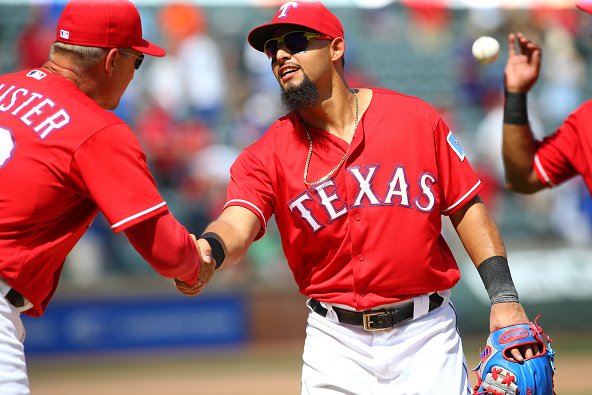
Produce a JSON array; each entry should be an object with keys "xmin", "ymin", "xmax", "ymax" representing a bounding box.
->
[
  {"xmin": 5, "ymin": 288, "xmax": 26, "ymax": 308},
  {"xmin": 309, "ymin": 292, "xmax": 444, "ymax": 331}
]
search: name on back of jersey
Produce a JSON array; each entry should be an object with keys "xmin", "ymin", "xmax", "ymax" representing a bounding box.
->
[{"xmin": 0, "ymin": 77, "xmax": 70, "ymax": 140}]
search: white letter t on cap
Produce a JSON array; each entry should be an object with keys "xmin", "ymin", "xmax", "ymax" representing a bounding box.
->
[{"xmin": 278, "ymin": 1, "xmax": 298, "ymax": 18}]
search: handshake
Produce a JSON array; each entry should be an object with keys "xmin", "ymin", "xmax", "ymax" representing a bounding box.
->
[{"xmin": 173, "ymin": 234, "xmax": 222, "ymax": 297}]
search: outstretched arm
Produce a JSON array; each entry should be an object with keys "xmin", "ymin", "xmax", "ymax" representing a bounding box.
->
[
  {"xmin": 124, "ymin": 212, "xmax": 200, "ymax": 284},
  {"xmin": 174, "ymin": 206, "xmax": 262, "ymax": 296},
  {"xmin": 502, "ymin": 32, "xmax": 546, "ymax": 194},
  {"xmin": 450, "ymin": 196, "xmax": 537, "ymax": 361}
]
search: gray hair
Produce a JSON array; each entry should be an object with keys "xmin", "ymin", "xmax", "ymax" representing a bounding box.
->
[{"xmin": 49, "ymin": 42, "xmax": 109, "ymax": 71}]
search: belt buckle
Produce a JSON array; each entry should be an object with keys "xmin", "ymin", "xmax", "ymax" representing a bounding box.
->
[{"xmin": 362, "ymin": 311, "xmax": 388, "ymax": 331}]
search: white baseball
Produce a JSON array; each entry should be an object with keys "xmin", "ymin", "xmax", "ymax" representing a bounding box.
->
[{"xmin": 472, "ymin": 36, "xmax": 500, "ymax": 64}]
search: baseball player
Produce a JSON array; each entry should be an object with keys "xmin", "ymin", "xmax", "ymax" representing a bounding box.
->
[
  {"xmin": 502, "ymin": 2, "xmax": 592, "ymax": 197},
  {"xmin": 0, "ymin": 1, "xmax": 209, "ymax": 394},
  {"xmin": 175, "ymin": 1, "xmax": 537, "ymax": 394}
]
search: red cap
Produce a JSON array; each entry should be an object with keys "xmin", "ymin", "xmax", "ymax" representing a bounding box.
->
[
  {"xmin": 248, "ymin": 1, "xmax": 343, "ymax": 53},
  {"xmin": 577, "ymin": 1, "xmax": 592, "ymax": 13},
  {"xmin": 56, "ymin": 0, "xmax": 165, "ymax": 57}
]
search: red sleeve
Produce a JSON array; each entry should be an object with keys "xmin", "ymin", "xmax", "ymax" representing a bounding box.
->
[
  {"xmin": 433, "ymin": 116, "xmax": 482, "ymax": 215},
  {"xmin": 534, "ymin": 112, "xmax": 579, "ymax": 187},
  {"xmin": 72, "ymin": 124, "xmax": 168, "ymax": 232},
  {"xmin": 124, "ymin": 211, "xmax": 200, "ymax": 284},
  {"xmin": 225, "ymin": 146, "xmax": 275, "ymax": 240}
]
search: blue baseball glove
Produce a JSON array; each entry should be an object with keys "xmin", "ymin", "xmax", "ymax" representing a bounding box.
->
[{"xmin": 472, "ymin": 315, "xmax": 556, "ymax": 395}]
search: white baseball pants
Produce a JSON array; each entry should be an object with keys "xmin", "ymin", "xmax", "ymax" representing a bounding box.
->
[
  {"xmin": 301, "ymin": 293, "xmax": 472, "ymax": 395},
  {"xmin": 0, "ymin": 292, "xmax": 29, "ymax": 395}
]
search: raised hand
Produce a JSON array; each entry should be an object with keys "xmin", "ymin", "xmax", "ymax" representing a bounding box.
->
[{"xmin": 505, "ymin": 32, "xmax": 542, "ymax": 93}]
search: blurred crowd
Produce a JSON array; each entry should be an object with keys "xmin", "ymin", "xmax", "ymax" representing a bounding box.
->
[{"xmin": 5, "ymin": 2, "xmax": 592, "ymax": 289}]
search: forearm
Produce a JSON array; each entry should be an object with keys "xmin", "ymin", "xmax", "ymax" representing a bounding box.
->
[
  {"xmin": 502, "ymin": 121, "xmax": 542, "ymax": 193},
  {"xmin": 200, "ymin": 206, "xmax": 261, "ymax": 270},
  {"xmin": 125, "ymin": 212, "xmax": 199, "ymax": 284},
  {"xmin": 451, "ymin": 197, "xmax": 519, "ymax": 305},
  {"xmin": 503, "ymin": 53, "xmax": 545, "ymax": 194},
  {"xmin": 450, "ymin": 197, "xmax": 506, "ymax": 264},
  {"xmin": 503, "ymin": 29, "xmax": 545, "ymax": 194}
]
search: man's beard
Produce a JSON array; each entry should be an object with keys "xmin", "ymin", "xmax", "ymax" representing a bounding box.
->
[{"xmin": 280, "ymin": 74, "xmax": 319, "ymax": 112}]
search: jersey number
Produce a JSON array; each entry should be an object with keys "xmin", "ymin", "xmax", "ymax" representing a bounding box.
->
[{"xmin": 0, "ymin": 127, "xmax": 16, "ymax": 168}]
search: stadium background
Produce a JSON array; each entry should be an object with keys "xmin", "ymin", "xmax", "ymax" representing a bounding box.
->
[{"xmin": 1, "ymin": 0, "xmax": 591, "ymax": 394}]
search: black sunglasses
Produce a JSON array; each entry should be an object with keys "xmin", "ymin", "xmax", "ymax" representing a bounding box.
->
[
  {"xmin": 263, "ymin": 31, "xmax": 333, "ymax": 59},
  {"xmin": 118, "ymin": 50, "xmax": 144, "ymax": 70}
]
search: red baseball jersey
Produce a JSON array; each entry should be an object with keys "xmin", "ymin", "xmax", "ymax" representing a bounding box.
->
[
  {"xmin": 533, "ymin": 100, "xmax": 592, "ymax": 191},
  {"xmin": 226, "ymin": 88, "xmax": 482, "ymax": 310},
  {"xmin": 0, "ymin": 69, "xmax": 170, "ymax": 316}
]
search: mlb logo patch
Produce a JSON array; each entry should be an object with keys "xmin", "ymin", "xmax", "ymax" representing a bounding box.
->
[
  {"xmin": 60, "ymin": 29, "xmax": 70, "ymax": 40},
  {"xmin": 447, "ymin": 131, "xmax": 465, "ymax": 161},
  {"xmin": 26, "ymin": 70, "xmax": 47, "ymax": 80}
]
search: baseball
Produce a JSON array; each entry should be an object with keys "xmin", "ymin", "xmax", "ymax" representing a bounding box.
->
[{"xmin": 472, "ymin": 36, "xmax": 500, "ymax": 64}]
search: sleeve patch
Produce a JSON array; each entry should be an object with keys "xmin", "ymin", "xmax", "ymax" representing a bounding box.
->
[{"xmin": 447, "ymin": 131, "xmax": 465, "ymax": 162}]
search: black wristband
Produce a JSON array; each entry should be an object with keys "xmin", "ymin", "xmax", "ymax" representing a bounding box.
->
[
  {"xmin": 202, "ymin": 234, "xmax": 225, "ymax": 270},
  {"xmin": 477, "ymin": 256, "xmax": 519, "ymax": 305},
  {"xmin": 503, "ymin": 91, "xmax": 529, "ymax": 125}
]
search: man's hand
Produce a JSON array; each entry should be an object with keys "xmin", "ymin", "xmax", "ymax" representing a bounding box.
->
[
  {"xmin": 490, "ymin": 302, "xmax": 540, "ymax": 362},
  {"xmin": 174, "ymin": 236, "xmax": 216, "ymax": 296},
  {"xmin": 195, "ymin": 237, "xmax": 216, "ymax": 285},
  {"xmin": 173, "ymin": 277, "xmax": 204, "ymax": 296},
  {"xmin": 504, "ymin": 32, "xmax": 542, "ymax": 93}
]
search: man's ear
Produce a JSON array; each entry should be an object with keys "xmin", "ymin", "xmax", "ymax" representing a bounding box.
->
[
  {"xmin": 330, "ymin": 37, "xmax": 345, "ymax": 62},
  {"xmin": 104, "ymin": 48, "xmax": 120, "ymax": 77}
]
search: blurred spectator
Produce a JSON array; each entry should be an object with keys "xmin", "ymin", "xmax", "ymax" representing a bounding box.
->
[
  {"xmin": 232, "ymin": 89, "xmax": 282, "ymax": 149},
  {"xmin": 135, "ymin": 105, "xmax": 213, "ymax": 187},
  {"xmin": 136, "ymin": 3, "xmax": 227, "ymax": 186},
  {"xmin": 15, "ymin": 5, "xmax": 58, "ymax": 69},
  {"xmin": 143, "ymin": 2, "xmax": 227, "ymax": 128},
  {"xmin": 456, "ymin": 8, "xmax": 507, "ymax": 108},
  {"xmin": 183, "ymin": 143, "xmax": 240, "ymax": 228},
  {"xmin": 402, "ymin": 0, "xmax": 452, "ymax": 51},
  {"xmin": 534, "ymin": 21, "xmax": 589, "ymax": 246},
  {"xmin": 549, "ymin": 180, "xmax": 592, "ymax": 246},
  {"xmin": 538, "ymin": 21, "xmax": 586, "ymax": 126}
]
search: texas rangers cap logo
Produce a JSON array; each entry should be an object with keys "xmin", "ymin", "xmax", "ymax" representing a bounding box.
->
[{"xmin": 278, "ymin": 1, "xmax": 298, "ymax": 18}]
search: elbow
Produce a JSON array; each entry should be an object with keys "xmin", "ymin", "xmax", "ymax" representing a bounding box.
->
[
  {"xmin": 503, "ymin": 166, "xmax": 544, "ymax": 194},
  {"xmin": 505, "ymin": 181, "xmax": 541, "ymax": 195}
]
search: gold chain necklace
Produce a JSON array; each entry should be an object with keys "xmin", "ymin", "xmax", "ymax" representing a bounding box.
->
[{"xmin": 302, "ymin": 90, "xmax": 359, "ymax": 189}]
